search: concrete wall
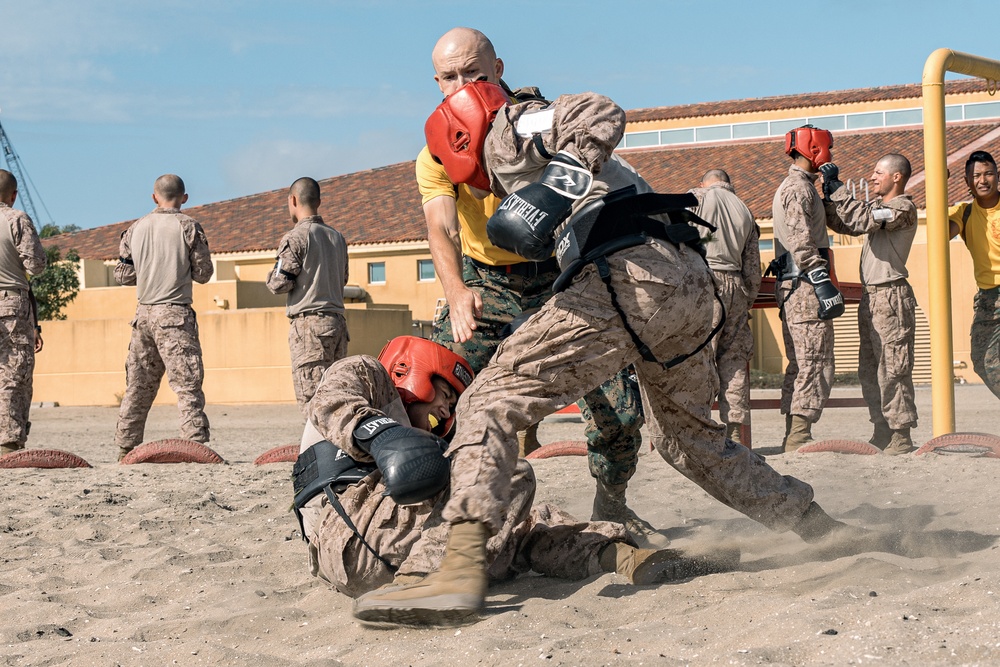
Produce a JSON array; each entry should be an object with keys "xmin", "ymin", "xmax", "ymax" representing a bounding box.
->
[{"xmin": 34, "ymin": 305, "xmax": 413, "ymax": 406}]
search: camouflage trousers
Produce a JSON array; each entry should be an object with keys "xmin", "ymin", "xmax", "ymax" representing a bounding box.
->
[
  {"xmin": 971, "ymin": 286, "xmax": 1000, "ymax": 399},
  {"xmin": 289, "ymin": 313, "xmax": 349, "ymax": 413},
  {"xmin": 858, "ymin": 282, "xmax": 918, "ymax": 429},
  {"xmin": 115, "ymin": 304, "xmax": 210, "ymax": 449},
  {"xmin": 297, "ymin": 356, "xmax": 628, "ymax": 598},
  {"xmin": 443, "ymin": 240, "xmax": 814, "ymax": 536},
  {"xmin": 711, "ymin": 271, "xmax": 753, "ymax": 425},
  {"xmin": 0, "ymin": 291, "xmax": 34, "ymax": 446},
  {"xmin": 433, "ymin": 256, "xmax": 643, "ymax": 485},
  {"xmin": 776, "ymin": 281, "xmax": 835, "ymax": 423}
]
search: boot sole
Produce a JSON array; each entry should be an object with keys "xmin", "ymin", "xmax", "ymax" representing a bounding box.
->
[
  {"xmin": 352, "ymin": 593, "xmax": 483, "ymax": 627},
  {"xmin": 631, "ymin": 548, "xmax": 741, "ymax": 585}
]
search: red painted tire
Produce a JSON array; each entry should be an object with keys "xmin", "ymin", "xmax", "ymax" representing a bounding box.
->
[
  {"xmin": 254, "ymin": 444, "xmax": 300, "ymax": 465},
  {"xmin": 120, "ymin": 439, "xmax": 225, "ymax": 465},
  {"xmin": 525, "ymin": 441, "xmax": 588, "ymax": 460},
  {"xmin": 796, "ymin": 439, "xmax": 882, "ymax": 455},
  {"xmin": 0, "ymin": 449, "xmax": 92, "ymax": 469},
  {"xmin": 914, "ymin": 432, "xmax": 1000, "ymax": 459}
]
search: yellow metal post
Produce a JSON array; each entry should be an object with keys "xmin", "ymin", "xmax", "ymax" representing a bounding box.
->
[{"xmin": 922, "ymin": 49, "xmax": 1000, "ymax": 436}]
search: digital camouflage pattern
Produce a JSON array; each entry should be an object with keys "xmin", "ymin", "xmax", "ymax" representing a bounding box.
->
[
  {"xmin": 859, "ymin": 284, "xmax": 918, "ymax": 430},
  {"xmin": 712, "ymin": 272, "xmax": 755, "ymax": 425},
  {"xmin": 776, "ymin": 282, "xmax": 835, "ymax": 422},
  {"xmin": 299, "ymin": 355, "xmax": 629, "ymax": 597},
  {"xmin": 114, "ymin": 304, "xmax": 210, "ymax": 450},
  {"xmin": 0, "ymin": 291, "xmax": 36, "ymax": 446},
  {"xmin": 432, "ymin": 257, "xmax": 643, "ymax": 484},
  {"xmin": 971, "ymin": 286, "xmax": 1000, "ymax": 399},
  {"xmin": 443, "ymin": 240, "xmax": 815, "ymax": 537},
  {"xmin": 288, "ymin": 313, "xmax": 349, "ymax": 412}
]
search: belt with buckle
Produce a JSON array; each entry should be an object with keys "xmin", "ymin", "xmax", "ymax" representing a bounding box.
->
[
  {"xmin": 466, "ymin": 256, "xmax": 559, "ymax": 278},
  {"xmin": 863, "ymin": 277, "xmax": 909, "ymax": 294}
]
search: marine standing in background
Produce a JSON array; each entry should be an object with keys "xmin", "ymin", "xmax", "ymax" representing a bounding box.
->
[
  {"xmin": 418, "ymin": 27, "xmax": 654, "ymax": 544},
  {"xmin": 821, "ymin": 154, "xmax": 918, "ymax": 454},
  {"xmin": 770, "ymin": 125, "xmax": 845, "ymax": 452},
  {"xmin": 113, "ymin": 174, "xmax": 214, "ymax": 461},
  {"xmin": 689, "ymin": 169, "xmax": 760, "ymax": 444},
  {"xmin": 266, "ymin": 177, "xmax": 349, "ymax": 413},
  {"xmin": 948, "ymin": 150, "xmax": 1000, "ymax": 399},
  {"xmin": 0, "ymin": 169, "xmax": 46, "ymax": 456}
]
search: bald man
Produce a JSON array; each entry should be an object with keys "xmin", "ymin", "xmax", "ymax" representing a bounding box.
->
[
  {"xmin": 114, "ymin": 174, "xmax": 214, "ymax": 461},
  {"xmin": 416, "ymin": 27, "xmax": 655, "ymax": 546},
  {"xmin": 267, "ymin": 177, "xmax": 349, "ymax": 412},
  {"xmin": 689, "ymin": 170, "xmax": 760, "ymax": 444},
  {"xmin": 0, "ymin": 170, "xmax": 46, "ymax": 456},
  {"xmin": 822, "ymin": 154, "xmax": 918, "ymax": 454}
]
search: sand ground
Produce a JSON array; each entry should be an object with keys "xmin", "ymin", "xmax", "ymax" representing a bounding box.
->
[{"xmin": 1, "ymin": 384, "xmax": 998, "ymax": 666}]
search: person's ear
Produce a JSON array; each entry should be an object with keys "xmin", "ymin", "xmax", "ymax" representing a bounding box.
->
[
  {"xmin": 495, "ymin": 58, "xmax": 504, "ymax": 81},
  {"xmin": 181, "ymin": 193, "xmax": 189, "ymax": 205}
]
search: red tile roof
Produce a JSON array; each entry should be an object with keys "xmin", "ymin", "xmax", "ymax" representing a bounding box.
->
[
  {"xmin": 621, "ymin": 121, "xmax": 1000, "ymax": 219},
  {"xmin": 626, "ymin": 78, "xmax": 993, "ymax": 124}
]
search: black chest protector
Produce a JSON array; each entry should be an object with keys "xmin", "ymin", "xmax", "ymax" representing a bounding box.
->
[{"xmin": 552, "ymin": 187, "xmax": 725, "ymax": 370}]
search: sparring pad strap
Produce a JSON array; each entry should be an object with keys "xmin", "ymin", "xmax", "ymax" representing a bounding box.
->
[{"xmin": 292, "ymin": 440, "xmax": 377, "ymax": 541}]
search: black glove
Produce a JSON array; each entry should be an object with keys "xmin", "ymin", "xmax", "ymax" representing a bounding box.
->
[
  {"xmin": 352, "ymin": 416, "xmax": 450, "ymax": 505},
  {"xmin": 818, "ymin": 163, "xmax": 842, "ymax": 201},
  {"xmin": 486, "ymin": 151, "xmax": 593, "ymax": 261},
  {"xmin": 802, "ymin": 267, "xmax": 845, "ymax": 320}
]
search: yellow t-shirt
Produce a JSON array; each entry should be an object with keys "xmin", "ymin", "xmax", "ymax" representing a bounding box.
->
[
  {"xmin": 415, "ymin": 146, "xmax": 527, "ymax": 266},
  {"xmin": 949, "ymin": 200, "xmax": 1000, "ymax": 289}
]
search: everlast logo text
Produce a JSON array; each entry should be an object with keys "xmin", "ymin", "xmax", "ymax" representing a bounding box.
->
[
  {"xmin": 498, "ymin": 193, "xmax": 548, "ymax": 231},
  {"xmin": 361, "ymin": 417, "xmax": 396, "ymax": 435},
  {"xmin": 555, "ymin": 233, "xmax": 571, "ymax": 263}
]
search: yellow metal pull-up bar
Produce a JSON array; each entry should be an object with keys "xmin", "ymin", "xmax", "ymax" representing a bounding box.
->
[{"xmin": 922, "ymin": 48, "xmax": 1000, "ymax": 436}]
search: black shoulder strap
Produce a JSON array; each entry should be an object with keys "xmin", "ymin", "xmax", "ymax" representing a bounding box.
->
[{"xmin": 962, "ymin": 203, "xmax": 973, "ymax": 242}]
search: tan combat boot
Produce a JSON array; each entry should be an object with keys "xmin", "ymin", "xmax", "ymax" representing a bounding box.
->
[
  {"xmin": 592, "ymin": 479, "xmax": 670, "ymax": 549},
  {"xmin": 783, "ymin": 415, "xmax": 813, "ymax": 452},
  {"xmin": 0, "ymin": 443, "xmax": 23, "ymax": 456},
  {"xmin": 725, "ymin": 422, "xmax": 743, "ymax": 445},
  {"xmin": 352, "ymin": 520, "xmax": 488, "ymax": 626},
  {"xmin": 517, "ymin": 422, "xmax": 541, "ymax": 458},
  {"xmin": 883, "ymin": 428, "xmax": 915, "ymax": 456},
  {"xmin": 869, "ymin": 422, "xmax": 892, "ymax": 449},
  {"xmin": 599, "ymin": 542, "xmax": 740, "ymax": 584},
  {"xmin": 117, "ymin": 447, "xmax": 133, "ymax": 462}
]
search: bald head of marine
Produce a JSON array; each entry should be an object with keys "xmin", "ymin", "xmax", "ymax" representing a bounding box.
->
[
  {"xmin": 431, "ymin": 27, "xmax": 503, "ymax": 97},
  {"xmin": 0, "ymin": 170, "xmax": 17, "ymax": 206},
  {"xmin": 153, "ymin": 174, "xmax": 188, "ymax": 209}
]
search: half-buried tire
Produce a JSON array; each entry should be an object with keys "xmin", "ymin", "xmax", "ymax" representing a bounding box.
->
[
  {"xmin": 0, "ymin": 449, "xmax": 92, "ymax": 469},
  {"xmin": 254, "ymin": 444, "xmax": 300, "ymax": 465},
  {"xmin": 914, "ymin": 432, "xmax": 1000, "ymax": 459},
  {"xmin": 120, "ymin": 439, "xmax": 225, "ymax": 465},
  {"xmin": 796, "ymin": 439, "xmax": 882, "ymax": 455},
  {"xmin": 525, "ymin": 441, "xmax": 588, "ymax": 459}
]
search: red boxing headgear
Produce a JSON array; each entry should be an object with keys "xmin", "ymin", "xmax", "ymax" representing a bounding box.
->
[
  {"xmin": 784, "ymin": 124, "xmax": 833, "ymax": 170},
  {"xmin": 378, "ymin": 336, "xmax": 474, "ymax": 435},
  {"xmin": 424, "ymin": 80, "xmax": 509, "ymax": 191}
]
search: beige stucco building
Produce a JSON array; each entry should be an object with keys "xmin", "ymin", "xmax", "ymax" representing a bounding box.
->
[{"xmin": 38, "ymin": 78, "xmax": 1000, "ymax": 405}]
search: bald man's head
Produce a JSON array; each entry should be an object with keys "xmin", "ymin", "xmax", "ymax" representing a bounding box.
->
[
  {"xmin": 289, "ymin": 177, "xmax": 321, "ymax": 209},
  {"xmin": 154, "ymin": 174, "xmax": 186, "ymax": 201},
  {"xmin": 0, "ymin": 170, "xmax": 16, "ymax": 202},
  {"xmin": 879, "ymin": 154, "xmax": 911, "ymax": 184},
  {"xmin": 700, "ymin": 169, "xmax": 730, "ymax": 186},
  {"xmin": 431, "ymin": 27, "xmax": 503, "ymax": 96}
]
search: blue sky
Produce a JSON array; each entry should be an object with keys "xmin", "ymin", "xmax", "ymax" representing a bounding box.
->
[{"xmin": 1, "ymin": 0, "xmax": 997, "ymax": 230}]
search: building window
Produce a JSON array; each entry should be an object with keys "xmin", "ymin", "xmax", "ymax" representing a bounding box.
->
[
  {"xmin": 417, "ymin": 259, "xmax": 436, "ymax": 282},
  {"xmin": 368, "ymin": 262, "xmax": 385, "ymax": 284},
  {"xmin": 758, "ymin": 239, "xmax": 774, "ymax": 251}
]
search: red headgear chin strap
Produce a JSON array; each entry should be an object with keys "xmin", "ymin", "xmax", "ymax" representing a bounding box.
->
[
  {"xmin": 785, "ymin": 124, "xmax": 833, "ymax": 170},
  {"xmin": 424, "ymin": 80, "xmax": 510, "ymax": 191},
  {"xmin": 377, "ymin": 336, "xmax": 474, "ymax": 436}
]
